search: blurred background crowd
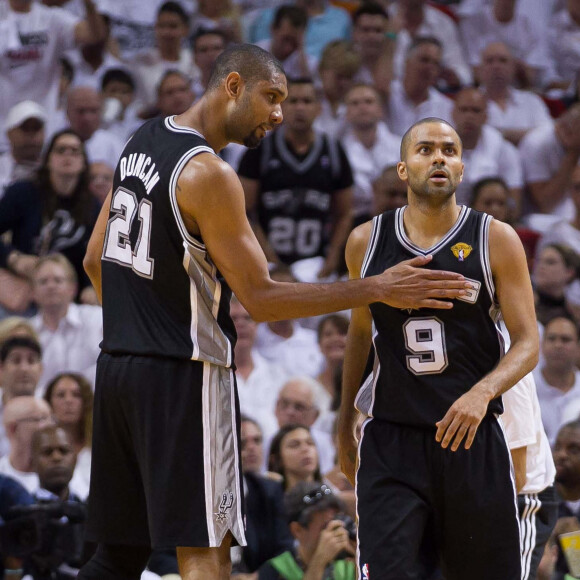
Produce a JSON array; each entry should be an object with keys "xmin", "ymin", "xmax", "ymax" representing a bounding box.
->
[{"xmin": 1, "ymin": 0, "xmax": 580, "ymax": 578}]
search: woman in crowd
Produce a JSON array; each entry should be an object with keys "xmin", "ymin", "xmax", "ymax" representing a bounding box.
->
[
  {"xmin": 44, "ymin": 372, "xmax": 93, "ymax": 500},
  {"xmin": 315, "ymin": 314, "xmax": 349, "ymax": 400},
  {"xmin": 0, "ymin": 130, "xmax": 99, "ymax": 299},
  {"xmin": 533, "ymin": 243, "xmax": 580, "ymax": 326},
  {"xmin": 470, "ymin": 177, "xmax": 511, "ymax": 223},
  {"xmin": 268, "ymin": 424, "xmax": 322, "ymax": 493}
]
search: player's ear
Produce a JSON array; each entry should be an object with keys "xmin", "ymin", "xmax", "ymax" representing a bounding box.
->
[
  {"xmin": 224, "ymin": 72, "xmax": 243, "ymax": 100},
  {"xmin": 397, "ymin": 161, "xmax": 408, "ymax": 182}
]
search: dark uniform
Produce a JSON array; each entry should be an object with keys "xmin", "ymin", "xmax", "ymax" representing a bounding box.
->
[
  {"xmin": 355, "ymin": 207, "xmax": 521, "ymax": 580},
  {"xmin": 237, "ymin": 125, "xmax": 353, "ymax": 265},
  {"xmin": 87, "ymin": 115, "xmax": 246, "ymax": 550}
]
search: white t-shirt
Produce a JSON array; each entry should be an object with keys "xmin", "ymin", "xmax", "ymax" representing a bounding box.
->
[
  {"xmin": 485, "ymin": 88, "xmax": 552, "ymax": 133},
  {"xmin": 456, "ymin": 124, "xmax": 523, "ymax": 205},
  {"xmin": 534, "ymin": 367, "xmax": 580, "ymax": 445},
  {"xmin": 68, "ymin": 50, "xmax": 126, "ymax": 91},
  {"xmin": 0, "ymin": 2, "xmax": 78, "ymax": 141},
  {"xmin": 387, "ymin": 80, "xmax": 454, "ymax": 138},
  {"xmin": 390, "ymin": 4, "xmax": 472, "ymax": 86},
  {"xmin": 255, "ymin": 322, "xmax": 324, "ymax": 379},
  {"xmin": 256, "ymin": 39, "xmax": 318, "ymax": 81},
  {"xmin": 547, "ymin": 9, "xmax": 580, "ymax": 86},
  {"xmin": 313, "ymin": 99, "xmax": 348, "ymax": 141},
  {"xmin": 341, "ymin": 121, "xmax": 400, "ymax": 218},
  {"xmin": 84, "ymin": 127, "xmax": 125, "ymax": 167},
  {"xmin": 502, "ymin": 372, "xmax": 556, "ymax": 494},
  {"xmin": 31, "ymin": 303, "xmax": 103, "ymax": 394},
  {"xmin": 538, "ymin": 221, "xmax": 580, "ymax": 252},
  {"xmin": 0, "ymin": 455, "xmax": 39, "ymax": 494},
  {"xmin": 459, "ymin": 5, "xmax": 551, "ymax": 73}
]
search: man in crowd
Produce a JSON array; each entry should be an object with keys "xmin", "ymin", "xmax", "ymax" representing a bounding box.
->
[{"xmin": 156, "ymin": 70, "xmax": 195, "ymax": 117}]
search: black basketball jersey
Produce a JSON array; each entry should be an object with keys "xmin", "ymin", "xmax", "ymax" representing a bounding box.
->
[
  {"xmin": 100, "ymin": 116, "xmax": 235, "ymax": 366},
  {"xmin": 356, "ymin": 206, "xmax": 506, "ymax": 428},
  {"xmin": 238, "ymin": 126, "xmax": 352, "ymax": 264}
]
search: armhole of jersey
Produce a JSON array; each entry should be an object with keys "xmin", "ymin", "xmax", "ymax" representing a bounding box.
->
[
  {"xmin": 480, "ymin": 213, "xmax": 496, "ymax": 304},
  {"xmin": 326, "ymin": 134, "xmax": 341, "ymax": 182},
  {"xmin": 169, "ymin": 145, "xmax": 216, "ymax": 249},
  {"xmin": 360, "ymin": 214, "xmax": 383, "ymax": 279}
]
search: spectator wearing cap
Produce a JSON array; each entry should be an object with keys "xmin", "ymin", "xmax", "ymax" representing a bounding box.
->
[
  {"xmin": 0, "ymin": 0, "xmax": 106, "ymax": 153},
  {"xmin": 0, "ymin": 337, "xmax": 43, "ymax": 457},
  {"xmin": 257, "ymin": 481, "xmax": 356, "ymax": 580},
  {"xmin": 0, "ymin": 101, "xmax": 47, "ymax": 196}
]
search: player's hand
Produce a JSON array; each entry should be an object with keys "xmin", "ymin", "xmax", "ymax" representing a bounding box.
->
[
  {"xmin": 379, "ymin": 255, "xmax": 471, "ymax": 310},
  {"xmin": 337, "ymin": 417, "xmax": 357, "ymax": 486},
  {"xmin": 312, "ymin": 520, "xmax": 354, "ymax": 567},
  {"xmin": 435, "ymin": 390, "xmax": 490, "ymax": 451}
]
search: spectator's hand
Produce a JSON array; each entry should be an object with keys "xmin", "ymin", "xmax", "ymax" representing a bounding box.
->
[
  {"xmin": 311, "ymin": 520, "xmax": 354, "ymax": 568},
  {"xmin": 537, "ymin": 542, "xmax": 558, "ymax": 580},
  {"xmin": 80, "ymin": 286, "xmax": 99, "ymax": 305},
  {"xmin": 435, "ymin": 389, "xmax": 490, "ymax": 451},
  {"xmin": 7, "ymin": 252, "xmax": 39, "ymax": 278},
  {"xmin": 378, "ymin": 255, "xmax": 470, "ymax": 310}
]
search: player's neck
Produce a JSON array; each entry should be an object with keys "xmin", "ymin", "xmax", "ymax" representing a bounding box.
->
[
  {"xmin": 402, "ymin": 198, "xmax": 461, "ymax": 249},
  {"xmin": 175, "ymin": 98, "xmax": 227, "ymax": 152}
]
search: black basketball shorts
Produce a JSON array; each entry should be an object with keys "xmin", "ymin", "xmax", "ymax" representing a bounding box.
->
[
  {"xmin": 85, "ymin": 352, "xmax": 246, "ymax": 549},
  {"xmin": 355, "ymin": 416, "xmax": 521, "ymax": 580}
]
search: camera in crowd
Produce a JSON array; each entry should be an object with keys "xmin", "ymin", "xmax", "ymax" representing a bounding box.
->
[{"xmin": 0, "ymin": 501, "xmax": 87, "ymax": 579}]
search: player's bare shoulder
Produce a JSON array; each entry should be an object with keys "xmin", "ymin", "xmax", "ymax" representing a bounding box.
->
[
  {"xmin": 178, "ymin": 151, "xmax": 239, "ymax": 196},
  {"xmin": 346, "ymin": 220, "xmax": 374, "ymax": 277},
  {"xmin": 488, "ymin": 217, "xmax": 528, "ymax": 274}
]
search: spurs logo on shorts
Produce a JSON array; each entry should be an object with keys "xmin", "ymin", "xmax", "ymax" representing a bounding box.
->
[{"xmin": 215, "ymin": 491, "xmax": 234, "ymax": 522}]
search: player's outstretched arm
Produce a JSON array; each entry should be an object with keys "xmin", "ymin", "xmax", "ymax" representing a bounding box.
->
[
  {"xmin": 435, "ymin": 220, "xmax": 539, "ymax": 451},
  {"xmin": 177, "ymin": 155, "xmax": 472, "ymax": 321},
  {"xmin": 337, "ymin": 224, "xmax": 374, "ymax": 486},
  {"xmin": 83, "ymin": 188, "xmax": 112, "ymax": 304}
]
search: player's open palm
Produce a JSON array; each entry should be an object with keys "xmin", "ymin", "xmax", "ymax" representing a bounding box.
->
[{"xmin": 435, "ymin": 389, "xmax": 490, "ymax": 451}]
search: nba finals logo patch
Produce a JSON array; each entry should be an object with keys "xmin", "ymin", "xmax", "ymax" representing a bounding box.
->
[
  {"xmin": 362, "ymin": 563, "xmax": 370, "ymax": 579},
  {"xmin": 451, "ymin": 242, "xmax": 472, "ymax": 262}
]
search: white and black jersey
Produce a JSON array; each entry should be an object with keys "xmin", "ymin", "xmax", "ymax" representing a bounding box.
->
[
  {"xmin": 100, "ymin": 115, "xmax": 235, "ymax": 366},
  {"xmin": 356, "ymin": 206, "xmax": 505, "ymax": 428},
  {"xmin": 237, "ymin": 126, "xmax": 353, "ymax": 265}
]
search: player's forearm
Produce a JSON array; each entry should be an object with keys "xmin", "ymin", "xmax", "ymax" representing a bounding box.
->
[
  {"xmin": 469, "ymin": 337, "xmax": 539, "ymax": 403},
  {"xmin": 245, "ymin": 277, "xmax": 382, "ymax": 322}
]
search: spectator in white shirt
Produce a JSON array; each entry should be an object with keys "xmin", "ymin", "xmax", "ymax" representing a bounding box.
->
[
  {"xmin": 313, "ymin": 40, "xmax": 361, "ymax": 141},
  {"xmin": 519, "ymin": 104, "xmax": 580, "ymax": 216},
  {"xmin": 191, "ymin": 29, "xmax": 227, "ymax": 100},
  {"xmin": 0, "ymin": 0, "xmax": 106, "ymax": 153},
  {"xmin": 479, "ymin": 42, "xmax": 552, "ymax": 145},
  {"xmin": 452, "ymin": 87, "xmax": 523, "ymax": 211},
  {"xmin": 231, "ymin": 296, "xmax": 288, "ymax": 441},
  {"xmin": 390, "ymin": 0, "xmax": 472, "ymax": 89},
  {"xmin": 256, "ymin": 5, "xmax": 316, "ymax": 81},
  {"xmin": 460, "ymin": 0, "xmax": 551, "ymax": 89},
  {"xmin": 0, "ymin": 396, "xmax": 52, "ymax": 493},
  {"xmin": 386, "ymin": 37, "xmax": 454, "ymax": 137},
  {"xmin": 0, "ymin": 101, "xmax": 47, "ymax": 196},
  {"xmin": 30, "ymin": 254, "xmax": 102, "ymax": 394},
  {"xmin": 132, "ymin": 1, "xmax": 193, "ymax": 110},
  {"xmin": 351, "ymin": 2, "xmax": 393, "ymax": 99},
  {"xmin": 534, "ymin": 316, "xmax": 580, "ymax": 445},
  {"xmin": 65, "ymin": 86, "xmax": 125, "ymax": 168},
  {"xmin": 342, "ymin": 84, "xmax": 400, "ymax": 222}
]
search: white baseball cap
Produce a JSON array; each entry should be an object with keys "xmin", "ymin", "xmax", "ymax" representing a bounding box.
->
[{"xmin": 5, "ymin": 100, "xmax": 47, "ymax": 132}]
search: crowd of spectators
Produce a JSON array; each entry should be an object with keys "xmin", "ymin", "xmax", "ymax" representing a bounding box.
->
[{"xmin": 1, "ymin": 0, "xmax": 580, "ymax": 578}]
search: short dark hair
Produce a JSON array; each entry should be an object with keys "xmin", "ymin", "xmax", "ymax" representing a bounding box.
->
[
  {"xmin": 157, "ymin": 69, "xmax": 191, "ymax": 96},
  {"xmin": 407, "ymin": 36, "xmax": 442, "ymax": 58},
  {"xmin": 0, "ymin": 336, "xmax": 42, "ymax": 363},
  {"xmin": 206, "ymin": 43, "xmax": 285, "ymax": 92},
  {"xmin": 400, "ymin": 117, "xmax": 461, "ymax": 161},
  {"xmin": 352, "ymin": 1, "xmax": 388, "ymax": 24},
  {"xmin": 273, "ymin": 5, "xmax": 308, "ymax": 29},
  {"xmin": 157, "ymin": 1, "xmax": 189, "ymax": 25},
  {"xmin": 470, "ymin": 176, "xmax": 509, "ymax": 207},
  {"xmin": 101, "ymin": 68, "xmax": 136, "ymax": 92},
  {"xmin": 287, "ymin": 76, "xmax": 315, "ymax": 88},
  {"xmin": 192, "ymin": 27, "xmax": 227, "ymax": 50}
]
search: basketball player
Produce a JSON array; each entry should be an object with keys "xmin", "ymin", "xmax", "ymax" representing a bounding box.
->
[
  {"xmin": 338, "ymin": 117, "xmax": 539, "ymax": 580},
  {"xmin": 80, "ymin": 47, "xmax": 471, "ymax": 580}
]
